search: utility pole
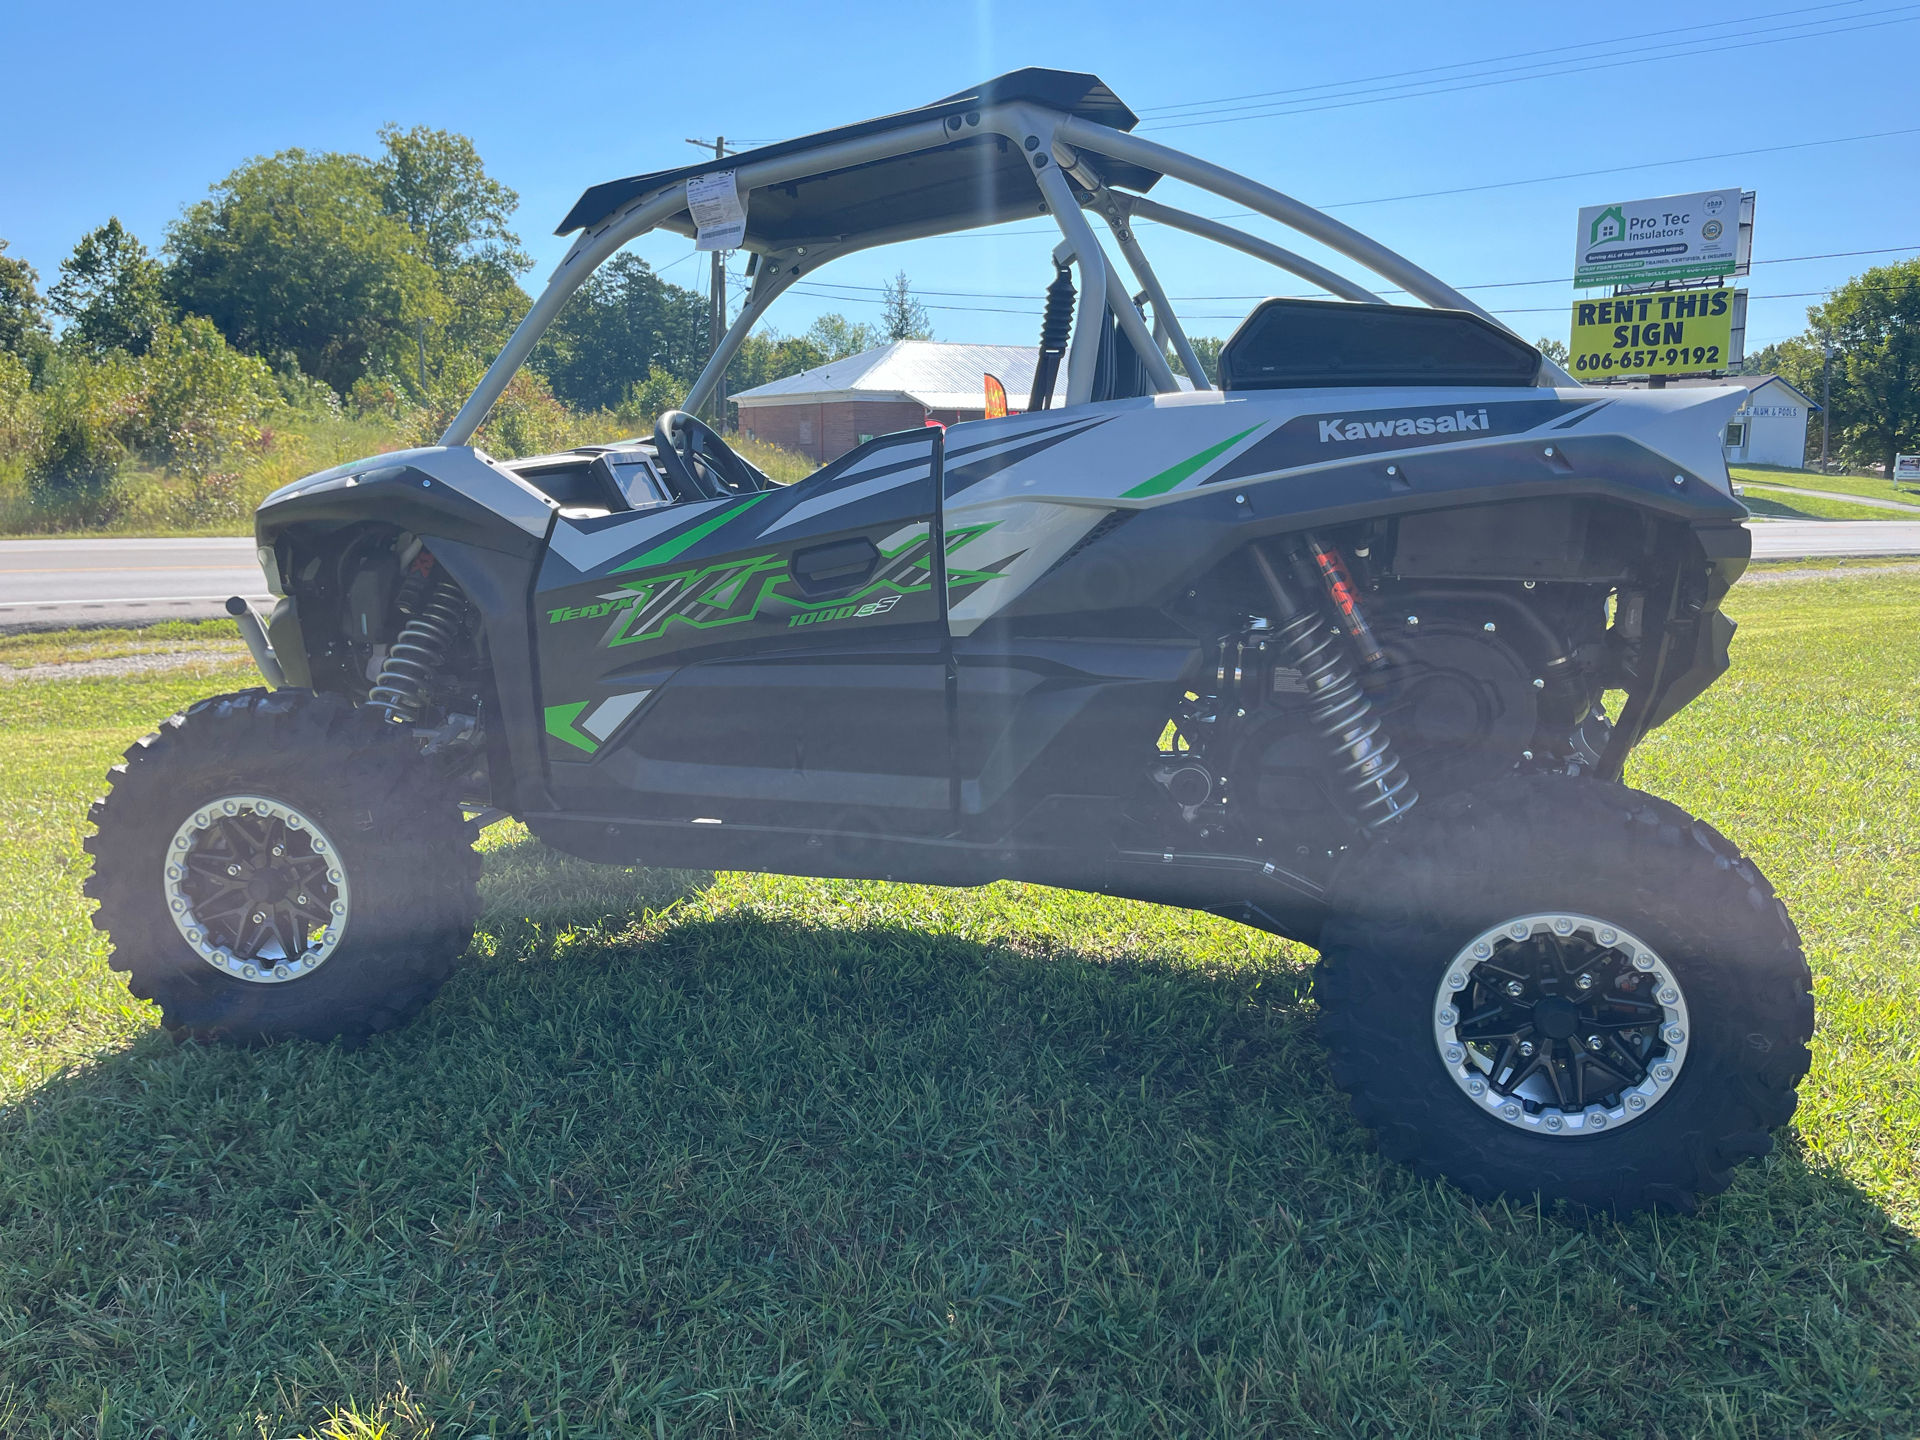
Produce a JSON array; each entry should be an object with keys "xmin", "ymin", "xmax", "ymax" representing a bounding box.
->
[
  {"xmin": 686, "ymin": 136, "xmax": 732, "ymax": 430},
  {"xmin": 1819, "ymin": 329, "xmax": 1834, "ymax": 474}
]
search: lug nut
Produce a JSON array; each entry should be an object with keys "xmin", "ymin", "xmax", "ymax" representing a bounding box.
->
[
  {"xmin": 252, "ymin": 912, "xmax": 267, "ymax": 924},
  {"xmin": 1576, "ymin": 972, "xmax": 1594, "ymax": 989},
  {"xmin": 271, "ymin": 844, "xmax": 285, "ymax": 857},
  {"xmin": 1587, "ymin": 1035, "xmax": 1604, "ymax": 1050},
  {"xmin": 1519, "ymin": 1041, "xmax": 1536, "ymax": 1057},
  {"xmin": 1506, "ymin": 980, "xmax": 1525, "ymax": 997},
  {"xmin": 296, "ymin": 895, "xmax": 309, "ymax": 906}
]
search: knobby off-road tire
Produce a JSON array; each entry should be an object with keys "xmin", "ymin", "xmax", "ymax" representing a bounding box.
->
[
  {"xmin": 1315, "ymin": 772, "xmax": 1813, "ymax": 1214},
  {"xmin": 84, "ymin": 689, "xmax": 481, "ymax": 1045}
]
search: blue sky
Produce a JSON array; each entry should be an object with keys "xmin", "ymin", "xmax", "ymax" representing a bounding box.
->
[{"xmin": 3, "ymin": 0, "xmax": 1916, "ymax": 359}]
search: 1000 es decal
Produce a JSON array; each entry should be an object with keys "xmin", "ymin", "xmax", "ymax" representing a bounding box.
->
[{"xmin": 790, "ymin": 594, "xmax": 899, "ymax": 627}]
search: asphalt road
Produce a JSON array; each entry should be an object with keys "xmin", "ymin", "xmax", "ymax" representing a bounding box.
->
[
  {"xmin": 0, "ymin": 536, "xmax": 268, "ymax": 631},
  {"xmin": 3, "ymin": 522, "xmax": 1918, "ymax": 632},
  {"xmin": 1747, "ymin": 520, "xmax": 1920, "ymax": 559}
]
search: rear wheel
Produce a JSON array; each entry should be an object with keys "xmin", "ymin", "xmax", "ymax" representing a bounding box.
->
[
  {"xmin": 1314, "ymin": 773, "xmax": 1813, "ymax": 1213},
  {"xmin": 84, "ymin": 689, "xmax": 480, "ymax": 1045}
]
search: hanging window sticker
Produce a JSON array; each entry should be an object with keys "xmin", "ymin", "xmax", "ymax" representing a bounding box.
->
[{"xmin": 688, "ymin": 171, "xmax": 746, "ymax": 252}]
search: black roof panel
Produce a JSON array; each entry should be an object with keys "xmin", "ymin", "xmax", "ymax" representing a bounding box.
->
[{"xmin": 556, "ymin": 68, "xmax": 1151, "ymax": 240}]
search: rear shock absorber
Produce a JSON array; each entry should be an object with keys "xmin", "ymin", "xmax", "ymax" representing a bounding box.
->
[
  {"xmin": 1250, "ymin": 541, "xmax": 1416, "ymax": 830},
  {"xmin": 1025, "ymin": 262, "xmax": 1076, "ymax": 413},
  {"xmin": 368, "ymin": 565, "xmax": 466, "ymax": 725}
]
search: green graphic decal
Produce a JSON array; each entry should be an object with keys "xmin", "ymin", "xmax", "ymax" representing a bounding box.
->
[
  {"xmin": 544, "ymin": 701, "xmax": 598, "ymax": 754},
  {"xmin": 543, "ymin": 523, "xmax": 1012, "ymax": 650},
  {"xmin": 614, "ymin": 494, "xmax": 769, "ymax": 572},
  {"xmin": 1122, "ymin": 424, "xmax": 1266, "ymax": 499}
]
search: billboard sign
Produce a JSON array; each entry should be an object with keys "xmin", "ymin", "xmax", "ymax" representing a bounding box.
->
[
  {"xmin": 1568, "ymin": 287, "xmax": 1735, "ymax": 378},
  {"xmin": 1575, "ymin": 189, "xmax": 1743, "ymax": 288},
  {"xmin": 1895, "ymin": 455, "xmax": 1920, "ymax": 483}
]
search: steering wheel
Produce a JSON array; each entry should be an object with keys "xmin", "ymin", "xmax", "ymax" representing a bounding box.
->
[{"xmin": 651, "ymin": 410, "xmax": 769, "ymax": 501}]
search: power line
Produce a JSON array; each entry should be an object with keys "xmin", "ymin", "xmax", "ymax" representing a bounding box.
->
[
  {"xmin": 1143, "ymin": 10, "xmax": 1920, "ymax": 130},
  {"xmin": 752, "ymin": 244, "xmax": 1920, "ymax": 311},
  {"xmin": 1133, "ymin": 0, "xmax": 1892, "ymax": 116},
  {"xmin": 906, "ymin": 124, "xmax": 1920, "ymax": 246}
]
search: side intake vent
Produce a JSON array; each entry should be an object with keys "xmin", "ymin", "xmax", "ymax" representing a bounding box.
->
[
  {"xmin": 1040, "ymin": 509, "xmax": 1136, "ymax": 580},
  {"xmin": 1219, "ymin": 299, "xmax": 1542, "ymax": 391}
]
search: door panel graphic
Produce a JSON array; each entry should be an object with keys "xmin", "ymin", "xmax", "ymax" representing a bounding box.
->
[{"xmin": 534, "ymin": 429, "xmax": 958, "ymax": 834}]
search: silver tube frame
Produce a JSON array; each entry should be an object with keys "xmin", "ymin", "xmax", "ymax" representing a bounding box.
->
[
  {"xmin": 1124, "ymin": 195, "xmax": 1382, "ymax": 305},
  {"xmin": 444, "ymin": 117, "xmax": 952, "ymax": 444},
  {"xmin": 1055, "ymin": 115, "xmax": 1489, "ymax": 321},
  {"xmin": 440, "ymin": 99, "xmax": 1577, "ymax": 444},
  {"xmin": 1025, "ymin": 147, "xmax": 1110, "ymax": 405}
]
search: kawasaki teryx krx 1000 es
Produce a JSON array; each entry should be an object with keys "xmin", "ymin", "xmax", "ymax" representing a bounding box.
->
[{"xmin": 87, "ymin": 71, "xmax": 1812, "ymax": 1214}]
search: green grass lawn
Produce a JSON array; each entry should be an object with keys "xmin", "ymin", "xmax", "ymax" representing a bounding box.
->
[
  {"xmin": 2, "ymin": 576, "xmax": 1918, "ymax": 1437},
  {"xmin": 1737, "ymin": 487, "xmax": 1907, "ymax": 522},
  {"xmin": 1733, "ymin": 465, "xmax": 1920, "ymax": 508}
]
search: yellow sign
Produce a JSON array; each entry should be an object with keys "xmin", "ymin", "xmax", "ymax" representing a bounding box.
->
[{"xmin": 1568, "ymin": 287, "xmax": 1734, "ymax": 378}]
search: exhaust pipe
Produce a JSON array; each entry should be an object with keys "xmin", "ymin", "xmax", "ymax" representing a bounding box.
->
[{"xmin": 225, "ymin": 596, "xmax": 286, "ymax": 690}]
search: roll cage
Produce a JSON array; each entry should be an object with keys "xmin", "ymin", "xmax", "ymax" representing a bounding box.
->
[{"xmin": 440, "ymin": 67, "xmax": 1575, "ymax": 446}]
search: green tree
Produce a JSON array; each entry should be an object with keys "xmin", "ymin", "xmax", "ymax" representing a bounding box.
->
[
  {"xmin": 165, "ymin": 148, "xmax": 443, "ymax": 393},
  {"xmin": 0, "ymin": 238, "xmax": 52, "ymax": 367},
  {"xmin": 1535, "ymin": 336, "xmax": 1570, "ymax": 365},
  {"xmin": 371, "ymin": 124, "xmax": 531, "ymax": 386},
  {"xmin": 373, "ymin": 123, "xmax": 528, "ymax": 275},
  {"xmin": 880, "ymin": 271, "xmax": 933, "ymax": 342},
  {"xmin": 48, "ymin": 218, "xmax": 171, "ymax": 356},
  {"xmin": 1802, "ymin": 260, "xmax": 1920, "ymax": 473},
  {"xmin": 803, "ymin": 313, "xmax": 881, "ymax": 360},
  {"xmin": 1171, "ymin": 335, "xmax": 1223, "ymax": 386},
  {"xmin": 617, "ymin": 366, "xmax": 687, "ymax": 432},
  {"xmin": 133, "ymin": 316, "xmax": 276, "ymax": 512},
  {"xmin": 23, "ymin": 350, "xmax": 144, "ymax": 521},
  {"xmin": 535, "ymin": 254, "xmax": 708, "ymax": 411}
]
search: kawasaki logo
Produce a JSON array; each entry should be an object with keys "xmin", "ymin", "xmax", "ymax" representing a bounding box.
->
[{"xmin": 1318, "ymin": 409, "xmax": 1490, "ymax": 443}]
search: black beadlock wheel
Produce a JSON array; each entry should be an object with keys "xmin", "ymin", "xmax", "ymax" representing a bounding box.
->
[
  {"xmin": 1314, "ymin": 772, "xmax": 1813, "ymax": 1214},
  {"xmin": 84, "ymin": 689, "xmax": 481, "ymax": 1046}
]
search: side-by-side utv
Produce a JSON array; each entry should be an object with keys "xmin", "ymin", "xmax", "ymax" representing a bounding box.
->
[{"xmin": 86, "ymin": 69, "xmax": 1812, "ymax": 1213}]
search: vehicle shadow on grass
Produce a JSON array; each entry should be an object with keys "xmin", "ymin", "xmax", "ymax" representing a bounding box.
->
[{"xmin": 5, "ymin": 853, "xmax": 1919, "ymax": 1435}]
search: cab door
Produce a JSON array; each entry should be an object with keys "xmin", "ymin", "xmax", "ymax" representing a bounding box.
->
[{"xmin": 533, "ymin": 428, "xmax": 952, "ymax": 836}]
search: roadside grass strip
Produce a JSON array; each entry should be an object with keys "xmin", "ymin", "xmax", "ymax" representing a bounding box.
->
[{"xmin": 0, "ymin": 577, "xmax": 1916, "ymax": 1434}]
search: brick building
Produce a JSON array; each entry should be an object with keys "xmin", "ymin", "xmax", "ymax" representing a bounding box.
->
[{"xmin": 734, "ymin": 340, "xmax": 1067, "ymax": 464}]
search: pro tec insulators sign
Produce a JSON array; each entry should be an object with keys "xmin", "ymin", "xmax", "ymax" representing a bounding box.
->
[
  {"xmin": 1568, "ymin": 288, "xmax": 1736, "ymax": 379},
  {"xmin": 1574, "ymin": 189, "xmax": 1741, "ymax": 289}
]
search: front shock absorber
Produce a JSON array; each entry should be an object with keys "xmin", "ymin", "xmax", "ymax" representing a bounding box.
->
[
  {"xmin": 1250, "ymin": 541, "xmax": 1416, "ymax": 830},
  {"xmin": 368, "ymin": 568, "xmax": 466, "ymax": 725}
]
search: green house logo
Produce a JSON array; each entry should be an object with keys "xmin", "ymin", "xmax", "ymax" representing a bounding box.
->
[{"xmin": 1590, "ymin": 206, "xmax": 1625, "ymax": 247}]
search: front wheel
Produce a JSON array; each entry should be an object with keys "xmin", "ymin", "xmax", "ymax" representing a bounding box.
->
[
  {"xmin": 84, "ymin": 689, "xmax": 480, "ymax": 1045},
  {"xmin": 1314, "ymin": 773, "xmax": 1813, "ymax": 1214}
]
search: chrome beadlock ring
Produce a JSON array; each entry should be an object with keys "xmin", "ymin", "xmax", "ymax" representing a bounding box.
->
[
  {"xmin": 1433, "ymin": 913, "xmax": 1690, "ymax": 1137},
  {"xmin": 162, "ymin": 795, "xmax": 351, "ymax": 984}
]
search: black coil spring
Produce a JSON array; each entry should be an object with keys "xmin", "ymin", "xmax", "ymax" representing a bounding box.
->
[
  {"xmin": 1026, "ymin": 265, "xmax": 1077, "ymax": 412},
  {"xmin": 368, "ymin": 574, "xmax": 465, "ymax": 724},
  {"xmin": 1271, "ymin": 605, "xmax": 1417, "ymax": 829}
]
